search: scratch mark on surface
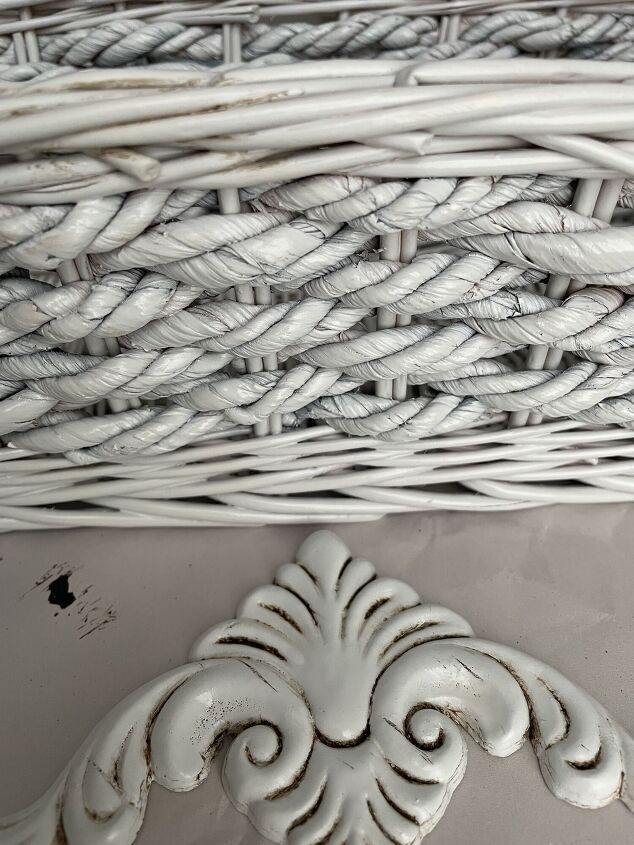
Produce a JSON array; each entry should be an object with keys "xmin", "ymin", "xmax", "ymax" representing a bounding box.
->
[
  {"xmin": 236, "ymin": 659, "xmax": 278, "ymax": 692},
  {"xmin": 78, "ymin": 606, "xmax": 117, "ymax": 640},
  {"xmin": 455, "ymin": 658, "xmax": 483, "ymax": 682},
  {"xmin": 21, "ymin": 562, "xmax": 75, "ymax": 599}
]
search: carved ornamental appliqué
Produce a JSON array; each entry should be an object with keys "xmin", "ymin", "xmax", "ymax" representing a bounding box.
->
[{"xmin": 1, "ymin": 531, "xmax": 632, "ymax": 845}]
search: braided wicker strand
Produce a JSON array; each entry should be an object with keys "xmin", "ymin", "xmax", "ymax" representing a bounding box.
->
[
  {"xmin": 1, "ymin": 2, "xmax": 634, "ymax": 527},
  {"xmin": 2, "ymin": 11, "xmax": 633, "ymax": 68}
]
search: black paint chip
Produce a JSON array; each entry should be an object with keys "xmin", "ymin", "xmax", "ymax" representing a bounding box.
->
[{"xmin": 47, "ymin": 573, "xmax": 76, "ymax": 610}]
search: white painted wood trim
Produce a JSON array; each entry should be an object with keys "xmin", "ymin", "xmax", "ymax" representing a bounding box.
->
[{"xmin": 1, "ymin": 530, "xmax": 632, "ymax": 844}]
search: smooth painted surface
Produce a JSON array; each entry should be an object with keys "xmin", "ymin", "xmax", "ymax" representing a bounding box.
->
[{"xmin": 1, "ymin": 505, "xmax": 633, "ymax": 843}]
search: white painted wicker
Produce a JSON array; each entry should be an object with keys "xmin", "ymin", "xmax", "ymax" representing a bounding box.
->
[{"xmin": 3, "ymin": 0, "xmax": 634, "ymax": 529}]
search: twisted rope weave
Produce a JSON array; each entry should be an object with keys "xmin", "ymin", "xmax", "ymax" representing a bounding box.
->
[
  {"xmin": 3, "ymin": 176, "xmax": 634, "ymax": 451},
  {"xmin": 1, "ymin": 1, "xmax": 634, "ymax": 526},
  {"xmin": 2, "ymin": 11, "xmax": 634, "ymax": 68}
]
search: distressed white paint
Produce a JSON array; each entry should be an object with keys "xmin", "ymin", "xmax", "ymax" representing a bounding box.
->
[{"xmin": 1, "ymin": 530, "xmax": 632, "ymax": 844}]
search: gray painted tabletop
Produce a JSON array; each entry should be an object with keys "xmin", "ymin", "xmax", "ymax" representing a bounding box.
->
[{"xmin": 1, "ymin": 506, "xmax": 632, "ymax": 844}]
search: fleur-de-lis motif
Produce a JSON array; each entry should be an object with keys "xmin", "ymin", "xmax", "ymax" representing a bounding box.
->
[
  {"xmin": 192, "ymin": 530, "xmax": 473, "ymax": 748},
  {"xmin": 1, "ymin": 531, "xmax": 632, "ymax": 845}
]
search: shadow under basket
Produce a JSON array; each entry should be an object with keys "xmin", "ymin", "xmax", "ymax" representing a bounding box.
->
[{"xmin": 2, "ymin": 0, "xmax": 634, "ymax": 529}]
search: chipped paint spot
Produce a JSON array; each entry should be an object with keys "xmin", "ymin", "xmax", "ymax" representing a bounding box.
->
[
  {"xmin": 47, "ymin": 573, "xmax": 76, "ymax": 610},
  {"xmin": 24, "ymin": 562, "xmax": 117, "ymax": 639}
]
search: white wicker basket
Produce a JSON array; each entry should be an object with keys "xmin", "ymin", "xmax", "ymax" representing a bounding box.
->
[{"xmin": 2, "ymin": 0, "xmax": 634, "ymax": 530}]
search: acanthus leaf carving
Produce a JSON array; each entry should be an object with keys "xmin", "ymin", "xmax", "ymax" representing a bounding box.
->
[{"xmin": 1, "ymin": 530, "xmax": 632, "ymax": 845}]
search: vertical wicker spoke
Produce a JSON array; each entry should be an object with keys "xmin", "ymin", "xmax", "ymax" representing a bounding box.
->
[
  {"xmin": 373, "ymin": 6, "xmax": 463, "ymax": 403},
  {"xmin": 14, "ymin": 3, "xmax": 132, "ymax": 418},
  {"xmin": 375, "ymin": 232, "xmax": 402, "ymax": 399},
  {"xmin": 220, "ymin": 22, "xmax": 275, "ymax": 437},
  {"xmin": 508, "ymin": 178, "xmax": 603, "ymax": 428},
  {"xmin": 20, "ymin": 7, "xmax": 39, "ymax": 62},
  {"xmin": 512, "ymin": 177, "xmax": 625, "ymax": 427},
  {"xmin": 445, "ymin": 9, "xmax": 462, "ymax": 41},
  {"xmin": 57, "ymin": 258, "xmax": 134, "ymax": 414},
  {"xmin": 393, "ymin": 228, "xmax": 418, "ymax": 401}
]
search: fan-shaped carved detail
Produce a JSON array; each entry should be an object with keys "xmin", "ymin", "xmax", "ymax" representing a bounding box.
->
[{"xmin": 1, "ymin": 531, "xmax": 632, "ymax": 845}]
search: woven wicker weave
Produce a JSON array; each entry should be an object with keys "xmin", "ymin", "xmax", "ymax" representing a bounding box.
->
[{"xmin": 2, "ymin": 0, "xmax": 634, "ymax": 530}]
